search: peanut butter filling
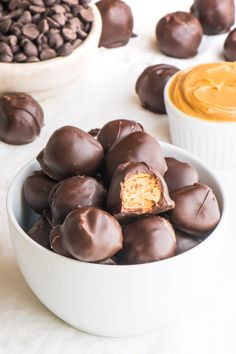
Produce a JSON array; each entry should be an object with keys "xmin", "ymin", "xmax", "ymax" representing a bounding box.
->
[
  {"xmin": 169, "ymin": 62, "xmax": 236, "ymax": 122},
  {"xmin": 121, "ymin": 173, "xmax": 161, "ymax": 212}
]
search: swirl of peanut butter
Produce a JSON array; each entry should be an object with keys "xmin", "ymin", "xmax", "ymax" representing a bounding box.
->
[{"xmin": 169, "ymin": 62, "xmax": 236, "ymax": 122}]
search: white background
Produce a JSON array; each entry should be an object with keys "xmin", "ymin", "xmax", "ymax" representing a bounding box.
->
[{"xmin": 1, "ymin": 0, "xmax": 236, "ymax": 353}]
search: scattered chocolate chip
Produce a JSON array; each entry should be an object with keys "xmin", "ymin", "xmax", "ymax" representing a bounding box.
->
[{"xmin": 40, "ymin": 47, "xmax": 56, "ymax": 60}]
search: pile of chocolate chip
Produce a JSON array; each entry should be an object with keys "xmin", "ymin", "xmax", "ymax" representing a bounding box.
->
[
  {"xmin": 24, "ymin": 119, "xmax": 221, "ymax": 265},
  {"xmin": 0, "ymin": 0, "xmax": 93, "ymax": 62}
]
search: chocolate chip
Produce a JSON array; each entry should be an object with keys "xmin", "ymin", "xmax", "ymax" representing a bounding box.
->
[
  {"xmin": 18, "ymin": 11, "xmax": 32, "ymax": 24},
  {"xmin": 77, "ymin": 28, "xmax": 87, "ymax": 40},
  {"xmin": 62, "ymin": 27, "xmax": 76, "ymax": 40},
  {"xmin": 29, "ymin": 5, "xmax": 46, "ymax": 14},
  {"xmin": 72, "ymin": 37, "xmax": 82, "ymax": 48},
  {"xmin": 40, "ymin": 47, "xmax": 56, "ymax": 60},
  {"xmin": 38, "ymin": 19, "xmax": 49, "ymax": 33},
  {"xmin": 57, "ymin": 42, "xmax": 73, "ymax": 56},
  {"xmin": 14, "ymin": 51, "xmax": 27, "ymax": 62},
  {"xmin": 24, "ymin": 40, "xmax": 38, "ymax": 56},
  {"xmin": 52, "ymin": 13, "xmax": 66, "ymax": 26},
  {"xmin": 26, "ymin": 55, "xmax": 40, "ymax": 62},
  {"xmin": 0, "ymin": 19, "xmax": 12, "ymax": 34},
  {"xmin": 79, "ymin": 8, "xmax": 93, "ymax": 22},
  {"xmin": 22, "ymin": 23, "xmax": 39, "ymax": 39},
  {"xmin": 0, "ymin": 53, "xmax": 13, "ymax": 62},
  {"xmin": 8, "ymin": 34, "xmax": 17, "ymax": 47},
  {"xmin": 48, "ymin": 32, "xmax": 64, "ymax": 48},
  {"xmin": 63, "ymin": 0, "xmax": 79, "ymax": 6}
]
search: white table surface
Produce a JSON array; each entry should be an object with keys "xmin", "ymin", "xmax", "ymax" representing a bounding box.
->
[{"xmin": 1, "ymin": 0, "xmax": 236, "ymax": 353}]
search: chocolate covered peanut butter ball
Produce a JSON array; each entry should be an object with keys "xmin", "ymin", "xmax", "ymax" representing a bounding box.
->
[
  {"xmin": 37, "ymin": 126, "xmax": 104, "ymax": 181},
  {"xmin": 0, "ymin": 93, "xmax": 44, "ymax": 145},
  {"xmin": 135, "ymin": 64, "xmax": 179, "ymax": 114},
  {"xmin": 191, "ymin": 0, "xmax": 235, "ymax": 35},
  {"xmin": 156, "ymin": 12, "xmax": 203, "ymax": 59},
  {"xmin": 117, "ymin": 216, "xmax": 176, "ymax": 264},
  {"xmin": 27, "ymin": 216, "xmax": 51, "ymax": 250},
  {"xmin": 96, "ymin": 0, "xmax": 134, "ymax": 48}
]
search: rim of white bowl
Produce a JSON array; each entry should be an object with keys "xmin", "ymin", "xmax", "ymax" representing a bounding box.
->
[
  {"xmin": 6, "ymin": 141, "xmax": 228, "ymax": 269},
  {"xmin": 0, "ymin": 4, "xmax": 101, "ymax": 71},
  {"xmin": 164, "ymin": 70, "xmax": 236, "ymax": 126}
]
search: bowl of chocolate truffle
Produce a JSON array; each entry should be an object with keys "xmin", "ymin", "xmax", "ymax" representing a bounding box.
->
[
  {"xmin": 0, "ymin": 0, "xmax": 102, "ymax": 101},
  {"xmin": 7, "ymin": 119, "xmax": 227, "ymax": 337}
]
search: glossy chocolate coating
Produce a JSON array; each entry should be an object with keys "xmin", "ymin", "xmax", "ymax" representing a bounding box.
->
[
  {"xmin": 117, "ymin": 216, "xmax": 176, "ymax": 264},
  {"xmin": 169, "ymin": 183, "xmax": 221, "ymax": 237},
  {"xmin": 175, "ymin": 229, "xmax": 202, "ymax": 255},
  {"xmin": 50, "ymin": 225, "xmax": 72, "ymax": 258},
  {"xmin": 105, "ymin": 131, "xmax": 167, "ymax": 181},
  {"xmin": 107, "ymin": 162, "xmax": 174, "ymax": 221},
  {"xmin": 135, "ymin": 64, "xmax": 179, "ymax": 114},
  {"xmin": 27, "ymin": 216, "xmax": 51, "ymax": 249},
  {"xmin": 88, "ymin": 128, "xmax": 100, "ymax": 138},
  {"xmin": 96, "ymin": 0, "xmax": 133, "ymax": 48},
  {"xmin": 54, "ymin": 207, "xmax": 123, "ymax": 262},
  {"xmin": 23, "ymin": 170, "xmax": 56, "ymax": 214},
  {"xmin": 49, "ymin": 176, "xmax": 107, "ymax": 226},
  {"xmin": 191, "ymin": 0, "xmax": 235, "ymax": 35},
  {"xmin": 97, "ymin": 119, "xmax": 144, "ymax": 152},
  {"xmin": 0, "ymin": 93, "xmax": 44, "ymax": 145},
  {"xmin": 224, "ymin": 28, "xmax": 236, "ymax": 61},
  {"xmin": 164, "ymin": 157, "xmax": 199, "ymax": 193},
  {"xmin": 156, "ymin": 12, "xmax": 203, "ymax": 59},
  {"xmin": 37, "ymin": 126, "xmax": 104, "ymax": 181}
]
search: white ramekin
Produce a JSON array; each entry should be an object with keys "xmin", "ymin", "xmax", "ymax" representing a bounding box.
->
[
  {"xmin": 0, "ymin": 4, "xmax": 101, "ymax": 102},
  {"xmin": 7, "ymin": 142, "xmax": 227, "ymax": 337},
  {"xmin": 164, "ymin": 76, "xmax": 236, "ymax": 169}
]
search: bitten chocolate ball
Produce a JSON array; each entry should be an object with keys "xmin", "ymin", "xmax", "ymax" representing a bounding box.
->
[
  {"xmin": 97, "ymin": 119, "xmax": 143, "ymax": 152},
  {"xmin": 169, "ymin": 183, "xmax": 221, "ymax": 237},
  {"xmin": 156, "ymin": 12, "xmax": 203, "ymax": 59},
  {"xmin": 224, "ymin": 28, "xmax": 236, "ymax": 61},
  {"xmin": 96, "ymin": 0, "xmax": 134, "ymax": 48},
  {"xmin": 23, "ymin": 170, "xmax": 57, "ymax": 214},
  {"xmin": 135, "ymin": 64, "xmax": 179, "ymax": 114},
  {"xmin": 164, "ymin": 157, "xmax": 199, "ymax": 193},
  {"xmin": 49, "ymin": 176, "xmax": 107, "ymax": 226},
  {"xmin": 117, "ymin": 216, "xmax": 176, "ymax": 264},
  {"xmin": 37, "ymin": 126, "xmax": 104, "ymax": 181},
  {"xmin": 175, "ymin": 229, "xmax": 202, "ymax": 255},
  {"xmin": 191, "ymin": 0, "xmax": 235, "ymax": 35},
  {"xmin": 27, "ymin": 216, "xmax": 51, "ymax": 250},
  {"xmin": 105, "ymin": 131, "xmax": 167, "ymax": 181},
  {"xmin": 51, "ymin": 207, "xmax": 123, "ymax": 262},
  {"xmin": 0, "ymin": 93, "xmax": 44, "ymax": 145},
  {"xmin": 107, "ymin": 162, "xmax": 174, "ymax": 221}
]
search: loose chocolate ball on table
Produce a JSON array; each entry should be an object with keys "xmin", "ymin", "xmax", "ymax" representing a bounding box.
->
[
  {"xmin": 116, "ymin": 216, "xmax": 176, "ymax": 264},
  {"xmin": 0, "ymin": 93, "xmax": 44, "ymax": 145},
  {"xmin": 164, "ymin": 157, "xmax": 199, "ymax": 193},
  {"xmin": 50, "ymin": 207, "xmax": 123, "ymax": 262},
  {"xmin": 96, "ymin": 0, "xmax": 134, "ymax": 48},
  {"xmin": 107, "ymin": 162, "xmax": 174, "ymax": 221},
  {"xmin": 175, "ymin": 229, "xmax": 203, "ymax": 255},
  {"xmin": 49, "ymin": 176, "xmax": 107, "ymax": 226},
  {"xmin": 156, "ymin": 12, "xmax": 203, "ymax": 59},
  {"xmin": 37, "ymin": 126, "xmax": 104, "ymax": 181},
  {"xmin": 105, "ymin": 131, "xmax": 167, "ymax": 181},
  {"xmin": 27, "ymin": 216, "xmax": 51, "ymax": 250},
  {"xmin": 223, "ymin": 28, "xmax": 236, "ymax": 61},
  {"xmin": 135, "ymin": 64, "xmax": 180, "ymax": 114},
  {"xmin": 97, "ymin": 119, "xmax": 143, "ymax": 153},
  {"xmin": 169, "ymin": 183, "xmax": 221, "ymax": 237},
  {"xmin": 23, "ymin": 170, "xmax": 56, "ymax": 214},
  {"xmin": 190, "ymin": 0, "xmax": 235, "ymax": 35}
]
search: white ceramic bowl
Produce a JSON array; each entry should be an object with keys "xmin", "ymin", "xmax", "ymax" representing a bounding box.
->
[
  {"xmin": 0, "ymin": 5, "xmax": 101, "ymax": 102},
  {"xmin": 7, "ymin": 142, "xmax": 227, "ymax": 337},
  {"xmin": 164, "ymin": 76, "xmax": 236, "ymax": 169}
]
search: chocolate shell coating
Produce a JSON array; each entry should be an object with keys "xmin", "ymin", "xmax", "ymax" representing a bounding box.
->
[
  {"xmin": 97, "ymin": 119, "xmax": 144, "ymax": 153},
  {"xmin": 37, "ymin": 126, "xmax": 104, "ymax": 181},
  {"xmin": 175, "ymin": 229, "xmax": 203, "ymax": 255},
  {"xmin": 23, "ymin": 170, "xmax": 57, "ymax": 214},
  {"xmin": 117, "ymin": 216, "xmax": 176, "ymax": 264},
  {"xmin": 107, "ymin": 162, "xmax": 174, "ymax": 221},
  {"xmin": 96, "ymin": 0, "xmax": 133, "ymax": 48},
  {"xmin": 27, "ymin": 216, "xmax": 51, "ymax": 249},
  {"xmin": 0, "ymin": 93, "xmax": 44, "ymax": 145},
  {"xmin": 55, "ymin": 207, "xmax": 123, "ymax": 262},
  {"xmin": 191, "ymin": 0, "xmax": 235, "ymax": 35},
  {"xmin": 169, "ymin": 183, "xmax": 221, "ymax": 237},
  {"xmin": 49, "ymin": 176, "xmax": 107, "ymax": 226},
  {"xmin": 135, "ymin": 64, "xmax": 179, "ymax": 114},
  {"xmin": 224, "ymin": 28, "xmax": 236, "ymax": 61},
  {"xmin": 105, "ymin": 131, "xmax": 167, "ymax": 181},
  {"xmin": 88, "ymin": 128, "xmax": 100, "ymax": 138},
  {"xmin": 156, "ymin": 12, "xmax": 203, "ymax": 59},
  {"xmin": 50, "ymin": 225, "xmax": 72, "ymax": 258},
  {"xmin": 164, "ymin": 157, "xmax": 199, "ymax": 193}
]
